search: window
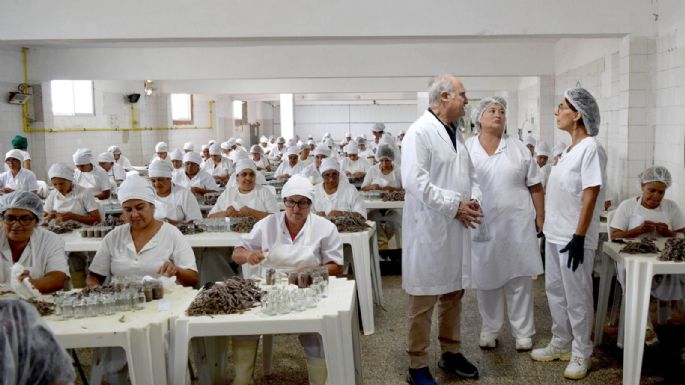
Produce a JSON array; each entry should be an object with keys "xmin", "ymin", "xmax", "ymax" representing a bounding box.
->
[
  {"xmin": 51, "ymin": 80, "xmax": 94, "ymax": 116},
  {"xmin": 171, "ymin": 93, "xmax": 193, "ymax": 125}
]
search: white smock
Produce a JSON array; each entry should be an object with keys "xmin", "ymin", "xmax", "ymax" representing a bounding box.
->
[
  {"xmin": 0, "ymin": 228, "xmax": 70, "ymax": 284},
  {"xmin": 312, "ymin": 180, "xmax": 367, "ymax": 218},
  {"xmin": 401, "ymin": 109, "xmax": 481, "ymax": 296},
  {"xmin": 154, "ymin": 184, "xmax": 203, "ymax": 223},
  {"xmin": 274, "ymin": 161, "xmax": 304, "ymax": 178},
  {"xmin": 539, "ymin": 163, "xmax": 551, "ymax": 188},
  {"xmin": 172, "ymin": 170, "xmax": 219, "ymax": 192},
  {"xmin": 89, "ymin": 222, "xmax": 197, "ymax": 277},
  {"xmin": 74, "ymin": 165, "xmax": 111, "ymax": 195},
  {"xmin": 340, "ymin": 157, "xmax": 370, "ymax": 175},
  {"xmin": 254, "ymin": 157, "xmax": 270, "ymax": 170},
  {"xmin": 362, "ymin": 164, "xmax": 403, "ymax": 247},
  {"xmin": 299, "ymin": 163, "xmax": 323, "ymax": 185},
  {"xmin": 610, "ymin": 196, "xmax": 685, "ymax": 300},
  {"xmin": 107, "ymin": 163, "xmax": 127, "ymax": 182},
  {"xmin": 44, "ymin": 185, "xmax": 99, "ymax": 216},
  {"xmin": 208, "ymin": 184, "xmax": 278, "ymax": 216},
  {"xmin": 361, "ymin": 164, "xmax": 402, "ymax": 189},
  {"xmin": 114, "ymin": 155, "xmax": 132, "ymax": 170},
  {"xmin": 202, "ymin": 157, "xmax": 234, "ymax": 178},
  {"xmin": 465, "ymin": 134, "xmax": 543, "ymax": 290},
  {"xmin": 0, "ymin": 168, "xmax": 39, "ymax": 192},
  {"xmin": 268, "ymin": 145, "xmax": 286, "ymax": 158}
]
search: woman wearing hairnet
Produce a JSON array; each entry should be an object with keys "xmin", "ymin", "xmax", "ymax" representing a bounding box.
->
[
  {"xmin": 148, "ymin": 160, "xmax": 202, "ymax": 224},
  {"xmin": 173, "ymin": 151, "xmax": 220, "ymax": 195},
  {"xmin": 231, "ymin": 175, "xmax": 343, "ymax": 385},
  {"xmin": 274, "ymin": 145, "xmax": 304, "ymax": 180},
  {"xmin": 609, "ymin": 166, "xmax": 685, "ymax": 347},
  {"xmin": 300, "ymin": 144, "xmax": 331, "ymax": 185},
  {"xmin": 73, "ymin": 148, "xmax": 111, "ymax": 200},
  {"xmin": 0, "ymin": 192, "xmax": 69, "ymax": 293},
  {"xmin": 44, "ymin": 163, "xmax": 101, "ymax": 225},
  {"xmin": 203, "ymin": 143, "xmax": 234, "ymax": 185},
  {"xmin": 109, "ymin": 145, "xmax": 132, "ymax": 171},
  {"xmin": 152, "ymin": 141, "xmax": 169, "ymax": 162},
  {"xmin": 340, "ymin": 142, "xmax": 370, "ymax": 178},
  {"xmin": 0, "ymin": 298, "xmax": 75, "ymax": 385},
  {"xmin": 268, "ymin": 136, "xmax": 287, "ymax": 159},
  {"xmin": 312, "ymin": 158, "xmax": 366, "ymax": 219},
  {"xmin": 532, "ymin": 88, "xmax": 607, "ymax": 380},
  {"xmin": 98, "ymin": 151, "xmax": 126, "ymax": 184},
  {"xmin": 362, "ymin": 144, "xmax": 403, "ymax": 249},
  {"xmin": 465, "ymin": 97, "xmax": 544, "ymax": 352},
  {"xmin": 535, "ymin": 142, "xmax": 552, "ymax": 188},
  {"xmin": 250, "ymin": 144, "xmax": 272, "ymax": 171},
  {"xmin": 0, "ymin": 150, "xmax": 39, "ymax": 194}
]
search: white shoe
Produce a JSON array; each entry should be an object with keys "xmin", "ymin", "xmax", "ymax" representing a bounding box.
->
[
  {"xmin": 530, "ymin": 343, "xmax": 571, "ymax": 362},
  {"xmin": 479, "ymin": 335, "xmax": 497, "ymax": 349},
  {"xmin": 564, "ymin": 356, "xmax": 591, "ymax": 380},
  {"xmin": 515, "ymin": 338, "xmax": 533, "ymax": 351}
]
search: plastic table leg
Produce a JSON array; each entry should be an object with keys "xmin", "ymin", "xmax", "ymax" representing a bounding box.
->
[{"xmin": 622, "ymin": 259, "xmax": 654, "ymax": 385}]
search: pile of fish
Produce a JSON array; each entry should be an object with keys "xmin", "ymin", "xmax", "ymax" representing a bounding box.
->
[
  {"xmin": 620, "ymin": 238, "xmax": 660, "ymax": 254},
  {"xmin": 176, "ymin": 223, "xmax": 205, "ymax": 235},
  {"xmin": 659, "ymin": 238, "xmax": 685, "ymax": 262},
  {"xmin": 230, "ymin": 217, "xmax": 259, "ymax": 233},
  {"xmin": 27, "ymin": 298, "xmax": 56, "ymax": 316},
  {"xmin": 103, "ymin": 215, "xmax": 125, "ymax": 227},
  {"xmin": 42, "ymin": 220, "xmax": 83, "ymax": 234},
  {"xmin": 186, "ymin": 277, "xmax": 265, "ymax": 316},
  {"xmin": 380, "ymin": 190, "xmax": 405, "ymax": 202},
  {"xmin": 326, "ymin": 213, "xmax": 370, "ymax": 232}
]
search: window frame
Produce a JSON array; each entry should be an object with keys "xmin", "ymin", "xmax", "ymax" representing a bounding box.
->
[
  {"xmin": 50, "ymin": 80, "xmax": 96, "ymax": 117},
  {"xmin": 171, "ymin": 93, "xmax": 194, "ymax": 126}
]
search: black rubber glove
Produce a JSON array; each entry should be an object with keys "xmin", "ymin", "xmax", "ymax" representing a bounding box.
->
[{"xmin": 560, "ymin": 234, "xmax": 585, "ymax": 272}]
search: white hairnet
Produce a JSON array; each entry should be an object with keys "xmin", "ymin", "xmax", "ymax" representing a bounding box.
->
[
  {"xmin": 356, "ymin": 136, "xmax": 367, "ymax": 145},
  {"xmin": 226, "ymin": 138, "xmax": 237, "ymax": 147},
  {"xmin": 183, "ymin": 142, "xmax": 194, "ymax": 151},
  {"xmin": 220, "ymin": 141, "xmax": 229, "ymax": 150},
  {"xmin": 320, "ymin": 158, "xmax": 340, "ymax": 175},
  {"xmin": 325, "ymin": 138, "xmax": 334, "ymax": 147},
  {"xmin": 201, "ymin": 144, "xmax": 209, "ymax": 151},
  {"xmin": 148, "ymin": 159, "xmax": 174, "ymax": 178},
  {"xmin": 118, "ymin": 175, "xmax": 156, "ymax": 204},
  {"xmin": 183, "ymin": 151, "xmax": 202, "ymax": 165},
  {"xmin": 372, "ymin": 122, "xmax": 386, "ymax": 132},
  {"xmin": 235, "ymin": 158, "xmax": 257, "ymax": 174},
  {"xmin": 236, "ymin": 138, "xmax": 244, "ymax": 146},
  {"xmin": 323, "ymin": 132, "xmax": 331, "ymax": 138},
  {"xmin": 108, "ymin": 145, "xmax": 121, "ymax": 154},
  {"xmin": 5, "ymin": 149, "xmax": 23, "ymax": 163},
  {"xmin": 379, "ymin": 133, "xmax": 396, "ymax": 146},
  {"xmin": 523, "ymin": 135, "xmax": 536, "ymax": 147},
  {"xmin": 286, "ymin": 138, "xmax": 296, "ymax": 147},
  {"xmin": 553, "ymin": 143, "xmax": 567, "ymax": 157},
  {"xmin": 277, "ymin": 136, "xmax": 286, "ymax": 144},
  {"xmin": 375, "ymin": 144, "xmax": 395, "ymax": 161},
  {"xmin": 307, "ymin": 139, "xmax": 315, "ymax": 146},
  {"xmin": 535, "ymin": 142, "xmax": 551, "ymax": 157},
  {"xmin": 472, "ymin": 96, "xmax": 507, "ymax": 127},
  {"xmin": 639, "ymin": 166, "xmax": 672, "ymax": 187},
  {"xmin": 155, "ymin": 141, "xmax": 168, "ymax": 152},
  {"xmin": 285, "ymin": 146, "xmax": 299, "ymax": 157},
  {"xmin": 1, "ymin": 191, "xmax": 44, "ymax": 221},
  {"xmin": 346, "ymin": 142, "xmax": 359, "ymax": 155},
  {"xmin": 208, "ymin": 140, "xmax": 216, "ymax": 146},
  {"xmin": 281, "ymin": 174, "xmax": 314, "ymax": 200},
  {"xmin": 250, "ymin": 145, "xmax": 264, "ymax": 154},
  {"xmin": 345, "ymin": 132, "xmax": 352, "ymax": 138},
  {"xmin": 169, "ymin": 149, "xmax": 184, "ymax": 161},
  {"xmin": 230, "ymin": 147, "xmax": 249, "ymax": 163},
  {"xmin": 259, "ymin": 136, "xmax": 268, "ymax": 144},
  {"xmin": 0, "ymin": 298, "xmax": 76, "ymax": 385},
  {"xmin": 48, "ymin": 163, "xmax": 74, "ymax": 181},
  {"xmin": 72, "ymin": 148, "xmax": 93, "ymax": 166},
  {"xmin": 313, "ymin": 144, "xmax": 331, "ymax": 157},
  {"xmin": 209, "ymin": 143, "xmax": 222, "ymax": 156},
  {"xmin": 97, "ymin": 151, "xmax": 114, "ymax": 163},
  {"xmin": 564, "ymin": 87, "xmax": 600, "ymax": 136}
]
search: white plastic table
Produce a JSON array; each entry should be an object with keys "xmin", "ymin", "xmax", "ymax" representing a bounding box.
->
[
  {"xmin": 61, "ymin": 223, "xmax": 382, "ymax": 334},
  {"xmin": 170, "ymin": 278, "xmax": 362, "ymax": 385},
  {"xmin": 596, "ymin": 239, "xmax": 685, "ymax": 385},
  {"xmin": 44, "ymin": 287, "xmax": 197, "ymax": 385},
  {"xmin": 277, "ymin": 199, "xmax": 403, "ymax": 211}
]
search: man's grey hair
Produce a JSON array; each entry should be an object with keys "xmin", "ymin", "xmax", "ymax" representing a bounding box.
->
[{"xmin": 428, "ymin": 74, "xmax": 457, "ymax": 106}]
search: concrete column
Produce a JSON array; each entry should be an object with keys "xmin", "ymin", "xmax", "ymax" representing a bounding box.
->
[{"xmin": 279, "ymin": 93, "xmax": 294, "ymax": 139}]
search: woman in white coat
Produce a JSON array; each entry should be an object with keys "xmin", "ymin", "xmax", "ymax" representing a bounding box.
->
[
  {"xmin": 274, "ymin": 145, "xmax": 304, "ymax": 180},
  {"xmin": 312, "ymin": 158, "xmax": 366, "ymax": 219},
  {"xmin": 148, "ymin": 160, "xmax": 202, "ymax": 224},
  {"xmin": 299, "ymin": 144, "xmax": 330, "ymax": 185},
  {"xmin": 202, "ymin": 143, "xmax": 234, "ymax": 185},
  {"xmin": 465, "ymin": 96, "xmax": 544, "ymax": 351},
  {"xmin": 0, "ymin": 150, "xmax": 39, "ymax": 193},
  {"xmin": 361, "ymin": 144, "xmax": 402, "ymax": 249},
  {"xmin": 173, "ymin": 151, "xmax": 220, "ymax": 195},
  {"xmin": 609, "ymin": 166, "xmax": 685, "ymax": 346},
  {"xmin": 232, "ymin": 175, "xmax": 343, "ymax": 385},
  {"xmin": 532, "ymin": 88, "xmax": 607, "ymax": 380},
  {"xmin": 340, "ymin": 142, "xmax": 370, "ymax": 178}
]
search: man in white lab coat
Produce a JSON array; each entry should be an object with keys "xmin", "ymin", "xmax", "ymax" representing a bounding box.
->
[{"xmin": 402, "ymin": 74, "xmax": 482, "ymax": 385}]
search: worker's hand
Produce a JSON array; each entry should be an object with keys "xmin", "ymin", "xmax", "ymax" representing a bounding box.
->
[
  {"xmin": 535, "ymin": 215, "xmax": 545, "ymax": 235},
  {"xmin": 366, "ymin": 184, "xmax": 381, "ymax": 191},
  {"xmin": 17, "ymin": 269, "xmax": 31, "ymax": 282},
  {"xmin": 157, "ymin": 260, "xmax": 178, "ymax": 277},
  {"xmin": 316, "ymin": 211, "xmax": 326, "ymax": 217},
  {"xmin": 55, "ymin": 212, "xmax": 72, "ymax": 222},
  {"xmin": 344, "ymin": 171, "xmax": 352, "ymax": 177},
  {"xmin": 190, "ymin": 187, "xmax": 205, "ymax": 195},
  {"xmin": 44, "ymin": 212, "xmax": 57, "ymax": 221},
  {"xmin": 561, "ymin": 234, "xmax": 585, "ymax": 272},
  {"xmin": 353, "ymin": 172, "xmax": 365, "ymax": 178},
  {"xmin": 238, "ymin": 207, "xmax": 254, "ymax": 217},
  {"xmin": 225, "ymin": 206, "xmax": 240, "ymax": 217},
  {"xmin": 456, "ymin": 201, "xmax": 482, "ymax": 229},
  {"xmin": 654, "ymin": 222, "xmax": 674, "ymax": 237},
  {"xmin": 246, "ymin": 250, "xmax": 266, "ymax": 265},
  {"xmin": 329, "ymin": 210, "xmax": 345, "ymax": 217},
  {"xmin": 2, "ymin": 187, "xmax": 14, "ymax": 193},
  {"xmin": 640, "ymin": 221, "xmax": 656, "ymax": 234}
]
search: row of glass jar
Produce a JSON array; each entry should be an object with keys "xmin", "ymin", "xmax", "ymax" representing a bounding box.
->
[
  {"xmin": 53, "ymin": 289, "xmax": 147, "ymax": 320},
  {"xmin": 261, "ymin": 276, "xmax": 328, "ymax": 316}
]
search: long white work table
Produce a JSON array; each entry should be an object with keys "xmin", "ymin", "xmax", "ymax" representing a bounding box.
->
[
  {"xmin": 595, "ymin": 239, "xmax": 685, "ymax": 385},
  {"xmin": 278, "ymin": 199, "xmax": 404, "ymax": 211},
  {"xmin": 171, "ymin": 278, "xmax": 362, "ymax": 385},
  {"xmin": 60, "ymin": 222, "xmax": 382, "ymax": 335}
]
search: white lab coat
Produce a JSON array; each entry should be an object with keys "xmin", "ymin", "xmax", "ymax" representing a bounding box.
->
[
  {"xmin": 154, "ymin": 185, "xmax": 203, "ymax": 223},
  {"xmin": 269, "ymin": 145, "xmax": 286, "ymax": 158},
  {"xmin": 105, "ymin": 163, "xmax": 127, "ymax": 182},
  {"xmin": 465, "ymin": 134, "xmax": 543, "ymax": 290},
  {"xmin": 299, "ymin": 163, "xmax": 323, "ymax": 185},
  {"xmin": 208, "ymin": 184, "xmax": 279, "ymax": 215},
  {"xmin": 89, "ymin": 222, "xmax": 197, "ymax": 277},
  {"xmin": 254, "ymin": 157, "xmax": 271, "ymax": 171},
  {"xmin": 114, "ymin": 155, "xmax": 132, "ymax": 170},
  {"xmin": 312, "ymin": 180, "xmax": 367, "ymax": 218},
  {"xmin": 361, "ymin": 165, "xmax": 402, "ymax": 189},
  {"xmin": 0, "ymin": 168, "xmax": 39, "ymax": 191},
  {"xmin": 173, "ymin": 170, "xmax": 219, "ymax": 192},
  {"xmin": 340, "ymin": 157, "xmax": 370, "ymax": 176},
  {"xmin": 44, "ymin": 185, "xmax": 100, "ymax": 216},
  {"xmin": 0, "ymin": 228, "xmax": 70, "ymax": 284},
  {"xmin": 202, "ymin": 157, "xmax": 234, "ymax": 178},
  {"xmin": 539, "ymin": 163, "xmax": 551, "ymax": 188},
  {"xmin": 401, "ymin": 110, "xmax": 481, "ymax": 296},
  {"xmin": 274, "ymin": 161, "xmax": 304, "ymax": 179},
  {"xmin": 74, "ymin": 165, "xmax": 111, "ymax": 195}
]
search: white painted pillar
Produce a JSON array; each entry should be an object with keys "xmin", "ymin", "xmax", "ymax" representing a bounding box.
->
[{"xmin": 280, "ymin": 93, "xmax": 294, "ymax": 139}]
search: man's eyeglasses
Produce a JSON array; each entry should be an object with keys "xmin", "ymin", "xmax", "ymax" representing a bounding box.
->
[
  {"xmin": 283, "ymin": 199, "xmax": 311, "ymax": 209},
  {"xmin": 3, "ymin": 215, "xmax": 35, "ymax": 226}
]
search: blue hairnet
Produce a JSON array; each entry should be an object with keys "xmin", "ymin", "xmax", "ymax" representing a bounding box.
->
[
  {"xmin": 639, "ymin": 166, "xmax": 672, "ymax": 187},
  {"xmin": 564, "ymin": 87, "xmax": 600, "ymax": 136},
  {"xmin": 0, "ymin": 299, "xmax": 76, "ymax": 385},
  {"xmin": 1, "ymin": 191, "xmax": 44, "ymax": 222}
]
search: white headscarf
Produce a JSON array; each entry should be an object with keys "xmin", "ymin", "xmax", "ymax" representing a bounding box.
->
[{"xmin": 117, "ymin": 175, "xmax": 156, "ymax": 204}]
